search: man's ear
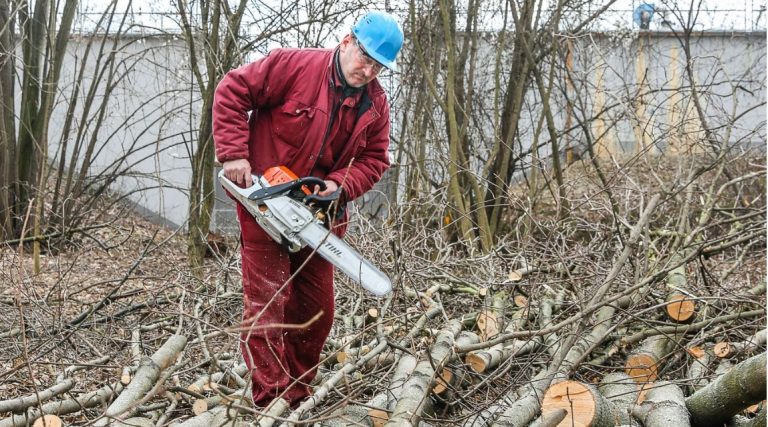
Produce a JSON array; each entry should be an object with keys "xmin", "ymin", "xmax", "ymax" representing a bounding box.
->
[{"xmin": 340, "ymin": 34, "xmax": 353, "ymax": 51}]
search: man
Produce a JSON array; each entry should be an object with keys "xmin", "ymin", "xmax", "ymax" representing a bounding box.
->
[{"xmin": 212, "ymin": 11, "xmax": 403, "ymax": 408}]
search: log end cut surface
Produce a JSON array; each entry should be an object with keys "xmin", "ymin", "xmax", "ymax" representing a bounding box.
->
[
  {"xmin": 433, "ymin": 368, "xmax": 454, "ymax": 395},
  {"xmin": 714, "ymin": 342, "xmax": 733, "ymax": 358},
  {"xmin": 542, "ymin": 381, "xmax": 596, "ymax": 427},
  {"xmin": 465, "ymin": 353, "xmax": 487, "ymax": 373},
  {"xmin": 33, "ymin": 415, "xmax": 63, "ymax": 427},
  {"xmin": 625, "ymin": 353, "xmax": 659, "ymax": 383},
  {"xmin": 666, "ymin": 294, "xmax": 696, "ymax": 322}
]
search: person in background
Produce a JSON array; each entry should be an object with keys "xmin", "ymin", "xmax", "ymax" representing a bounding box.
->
[{"xmin": 212, "ymin": 11, "xmax": 403, "ymax": 408}]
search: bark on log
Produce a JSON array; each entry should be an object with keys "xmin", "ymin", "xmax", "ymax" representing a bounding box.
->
[
  {"xmin": 528, "ymin": 409, "xmax": 566, "ymax": 427},
  {"xmin": 491, "ymin": 371, "xmax": 559, "ymax": 427},
  {"xmin": 631, "ymin": 381, "xmax": 690, "ymax": 427},
  {"xmin": 322, "ymin": 404, "xmax": 378, "ymax": 427},
  {"xmin": 175, "ymin": 404, "xmax": 240, "ymax": 427},
  {"xmin": 477, "ymin": 291, "xmax": 508, "ymax": 341},
  {"xmin": 622, "ymin": 310, "xmax": 764, "ymax": 346},
  {"xmin": 113, "ymin": 417, "xmax": 155, "ymax": 427},
  {"xmin": 598, "ymin": 372, "xmax": 639, "ymax": 423},
  {"xmin": 367, "ymin": 354, "xmax": 418, "ymax": 426},
  {"xmin": 433, "ymin": 331, "xmax": 478, "ymax": 399},
  {"xmin": 255, "ymin": 397, "xmax": 289, "ymax": 427},
  {"xmin": 541, "ymin": 380, "xmax": 627, "ymax": 427},
  {"xmin": 465, "ymin": 338, "xmax": 541, "ymax": 374},
  {"xmin": 729, "ymin": 408, "xmax": 767, "ymax": 427},
  {"xmin": 0, "ymin": 378, "xmax": 75, "ymax": 413},
  {"xmin": 686, "ymin": 346, "xmax": 715, "ymax": 394},
  {"xmin": 686, "ymin": 353, "xmax": 767, "ymax": 427},
  {"xmin": 538, "ymin": 298, "xmax": 560, "ymax": 358},
  {"xmin": 664, "ymin": 253, "xmax": 696, "ymax": 323},
  {"xmin": 95, "ymin": 334, "xmax": 187, "ymax": 426},
  {"xmin": 363, "ymin": 308, "xmax": 449, "ymax": 426},
  {"xmin": 188, "ymin": 363, "xmax": 249, "ymax": 394},
  {"xmin": 0, "ymin": 383, "xmax": 122, "ymax": 427},
  {"xmin": 466, "ymin": 307, "xmax": 537, "ymax": 374},
  {"xmin": 386, "ymin": 319, "xmax": 463, "ymax": 426}
]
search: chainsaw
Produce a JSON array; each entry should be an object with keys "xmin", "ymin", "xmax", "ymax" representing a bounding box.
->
[{"xmin": 218, "ymin": 166, "xmax": 392, "ymax": 296}]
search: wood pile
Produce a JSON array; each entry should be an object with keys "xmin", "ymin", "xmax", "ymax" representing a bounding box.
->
[{"xmin": 1, "ymin": 157, "xmax": 765, "ymax": 426}]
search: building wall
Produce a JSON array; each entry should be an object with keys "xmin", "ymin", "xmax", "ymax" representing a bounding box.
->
[{"xmin": 40, "ymin": 31, "xmax": 766, "ymax": 235}]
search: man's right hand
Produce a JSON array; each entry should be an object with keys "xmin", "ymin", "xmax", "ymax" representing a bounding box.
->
[{"xmin": 222, "ymin": 159, "xmax": 253, "ymax": 187}]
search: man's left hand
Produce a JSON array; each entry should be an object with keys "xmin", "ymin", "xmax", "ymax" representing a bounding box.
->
[{"xmin": 316, "ymin": 180, "xmax": 339, "ymax": 197}]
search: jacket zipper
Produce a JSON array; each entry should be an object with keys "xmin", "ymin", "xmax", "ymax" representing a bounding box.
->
[{"xmin": 308, "ymin": 80, "xmax": 340, "ymax": 175}]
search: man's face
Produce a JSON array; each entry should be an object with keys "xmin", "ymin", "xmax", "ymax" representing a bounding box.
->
[{"xmin": 339, "ymin": 35, "xmax": 384, "ymax": 88}]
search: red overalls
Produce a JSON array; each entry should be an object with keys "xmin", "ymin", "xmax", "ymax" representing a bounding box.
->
[{"xmin": 213, "ymin": 48, "xmax": 391, "ymax": 407}]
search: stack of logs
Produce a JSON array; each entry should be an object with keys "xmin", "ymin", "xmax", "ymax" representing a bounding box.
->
[{"xmin": 1, "ymin": 279, "xmax": 765, "ymax": 426}]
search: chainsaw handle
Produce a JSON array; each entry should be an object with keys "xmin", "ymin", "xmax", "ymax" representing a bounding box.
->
[
  {"xmin": 303, "ymin": 188, "xmax": 341, "ymax": 208},
  {"xmin": 248, "ymin": 177, "xmax": 326, "ymax": 202}
]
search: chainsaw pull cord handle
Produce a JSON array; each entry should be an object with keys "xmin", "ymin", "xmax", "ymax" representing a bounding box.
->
[{"xmin": 247, "ymin": 177, "xmax": 326, "ymax": 202}]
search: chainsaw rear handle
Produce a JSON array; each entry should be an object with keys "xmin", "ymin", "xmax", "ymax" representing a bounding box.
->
[{"xmin": 303, "ymin": 188, "xmax": 342, "ymax": 211}]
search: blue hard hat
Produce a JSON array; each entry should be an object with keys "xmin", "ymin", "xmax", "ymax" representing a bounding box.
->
[{"xmin": 352, "ymin": 11, "xmax": 404, "ymax": 71}]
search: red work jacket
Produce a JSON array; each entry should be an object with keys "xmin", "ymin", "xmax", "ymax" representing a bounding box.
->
[{"xmin": 213, "ymin": 48, "xmax": 392, "ymax": 235}]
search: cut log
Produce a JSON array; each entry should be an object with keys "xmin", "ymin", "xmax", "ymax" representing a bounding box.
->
[
  {"xmin": 541, "ymin": 380, "xmax": 627, "ymax": 427},
  {"xmin": 665, "ymin": 292, "xmax": 696, "ymax": 323},
  {"xmin": 433, "ymin": 367, "xmax": 458, "ymax": 397},
  {"xmin": 364, "ymin": 308, "xmax": 446, "ymax": 426},
  {"xmin": 31, "ymin": 416, "xmax": 62, "ymax": 427},
  {"xmin": 528, "ymin": 409, "xmax": 566, "ymax": 427},
  {"xmin": 287, "ymin": 339, "xmax": 390, "ymax": 424},
  {"xmin": 686, "ymin": 352, "xmax": 767, "ymax": 427},
  {"xmin": 95, "ymin": 334, "xmax": 187, "ymax": 426},
  {"xmin": 255, "ymin": 397, "xmax": 289, "ymax": 427},
  {"xmin": 336, "ymin": 343, "xmax": 373, "ymax": 364},
  {"xmin": 114, "ymin": 418, "xmax": 155, "ymax": 427},
  {"xmin": 625, "ymin": 335, "xmax": 676, "ymax": 383},
  {"xmin": 188, "ymin": 363, "xmax": 249, "ymax": 394},
  {"xmin": 465, "ymin": 338, "xmax": 541, "ymax": 374},
  {"xmin": 175, "ymin": 404, "xmax": 236, "ymax": 427},
  {"xmin": 598, "ymin": 371, "xmax": 640, "ymax": 420},
  {"xmin": 495, "ymin": 301, "xmax": 623, "ymax": 426},
  {"xmin": 387, "ymin": 320, "xmax": 463, "ymax": 426},
  {"xmin": 466, "ymin": 307, "xmax": 535, "ymax": 374},
  {"xmin": 0, "ymin": 383, "xmax": 122, "ymax": 427},
  {"xmin": 477, "ymin": 291, "xmax": 507, "ymax": 341},
  {"xmin": 493, "ymin": 371, "xmax": 561, "ymax": 427},
  {"xmin": 664, "ymin": 252, "xmax": 696, "ymax": 323},
  {"xmin": 686, "ymin": 346, "xmax": 715, "ymax": 394},
  {"xmin": 0, "ymin": 378, "xmax": 75, "ymax": 413},
  {"xmin": 631, "ymin": 381, "xmax": 690, "ymax": 427},
  {"xmin": 513, "ymin": 295, "xmax": 528, "ymax": 308},
  {"xmin": 714, "ymin": 329, "xmax": 767, "ymax": 359},
  {"xmin": 365, "ymin": 393, "xmax": 391, "ymax": 427}
]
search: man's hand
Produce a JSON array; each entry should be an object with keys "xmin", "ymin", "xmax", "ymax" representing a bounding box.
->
[
  {"xmin": 316, "ymin": 180, "xmax": 339, "ymax": 197},
  {"xmin": 222, "ymin": 159, "xmax": 253, "ymax": 187}
]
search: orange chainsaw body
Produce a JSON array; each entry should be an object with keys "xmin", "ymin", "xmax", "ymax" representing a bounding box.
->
[{"xmin": 263, "ymin": 166, "xmax": 312, "ymax": 195}]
